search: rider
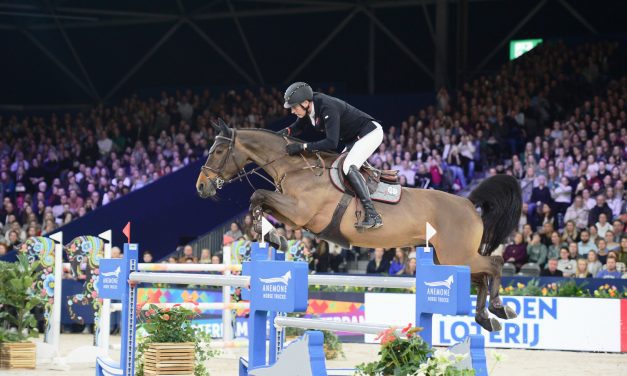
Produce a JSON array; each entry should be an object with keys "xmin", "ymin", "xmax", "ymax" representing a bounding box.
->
[{"xmin": 280, "ymin": 82, "xmax": 384, "ymax": 230}]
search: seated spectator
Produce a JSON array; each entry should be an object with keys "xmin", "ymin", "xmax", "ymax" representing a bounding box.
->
[
  {"xmin": 402, "ymin": 254, "xmax": 416, "ymax": 276},
  {"xmin": 367, "ymin": 248, "xmax": 391, "ymax": 274},
  {"xmin": 312, "ymin": 239, "xmax": 331, "ymax": 273},
  {"xmin": 225, "ymin": 222, "xmax": 243, "ymax": 240},
  {"xmin": 588, "ymin": 194, "xmax": 613, "ymax": 227},
  {"xmin": 560, "ymin": 220, "xmax": 580, "ymax": 244},
  {"xmin": 581, "ymin": 189, "xmax": 596, "ymax": 211},
  {"xmin": 595, "ymin": 256, "xmax": 622, "ymax": 279},
  {"xmin": 530, "ymin": 175, "xmax": 552, "ymax": 207},
  {"xmin": 608, "ymin": 251, "xmax": 626, "ymax": 274},
  {"xmin": 540, "ymin": 259, "xmax": 563, "ymax": 277},
  {"xmin": 111, "ymin": 246, "xmax": 122, "ymax": 259},
  {"xmin": 595, "ymin": 213, "xmax": 612, "ymax": 238},
  {"xmin": 142, "ymin": 251, "xmax": 154, "ymax": 263},
  {"xmin": 619, "ymin": 235, "xmax": 627, "ymax": 265},
  {"xmin": 588, "ymin": 225, "xmax": 599, "ymax": 244},
  {"xmin": 596, "ymin": 238, "xmax": 609, "ymax": 264},
  {"xmin": 606, "ymin": 187, "xmax": 623, "ymax": 219},
  {"xmin": 415, "ymin": 163, "xmax": 431, "ymax": 188},
  {"xmin": 211, "ymin": 255, "xmax": 221, "ymax": 264},
  {"xmin": 612, "ymin": 220, "xmax": 624, "ymax": 242},
  {"xmin": 388, "ymin": 248, "xmax": 407, "ymax": 276},
  {"xmin": 0, "ymin": 243, "xmax": 8, "ymax": 257},
  {"xmin": 167, "ymin": 256, "xmax": 178, "ymax": 264},
  {"xmin": 503, "ymin": 233, "xmax": 527, "ymax": 271},
  {"xmin": 4, "ymin": 230, "xmax": 20, "ymax": 249},
  {"xmin": 521, "ymin": 223, "xmax": 533, "ymax": 244},
  {"xmin": 526, "ymin": 233, "xmax": 548, "ymax": 268},
  {"xmin": 568, "ymin": 242, "xmax": 580, "ymax": 260},
  {"xmin": 517, "ymin": 203, "xmax": 528, "ymax": 233},
  {"xmin": 557, "ymin": 247, "xmax": 576, "ymax": 277},
  {"xmin": 539, "ymin": 222, "xmax": 555, "ymax": 246},
  {"xmin": 551, "ymin": 177, "xmax": 572, "ymax": 219},
  {"xmin": 577, "ymin": 230, "xmax": 597, "ymax": 257},
  {"xmin": 178, "ymin": 245, "xmax": 195, "ymax": 263},
  {"xmin": 547, "ymin": 231, "xmax": 564, "ymax": 261},
  {"xmin": 199, "ymin": 248, "xmax": 211, "ymax": 263},
  {"xmin": 586, "ymin": 250, "xmax": 603, "ymax": 277},
  {"xmin": 605, "ymin": 231, "xmax": 620, "ymax": 252},
  {"xmin": 573, "ymin": 259, "xmax": 592, "ymax": 278}
]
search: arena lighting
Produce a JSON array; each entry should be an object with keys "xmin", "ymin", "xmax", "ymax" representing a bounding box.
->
[{"xmin": 509, "ymin": 38, "xmax": 543, "ymax": 60}]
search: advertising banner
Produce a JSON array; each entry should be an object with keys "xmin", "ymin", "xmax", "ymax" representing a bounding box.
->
[{"xmin": 365, "ymin": 294, "xmax": 627, "ymax": 352}]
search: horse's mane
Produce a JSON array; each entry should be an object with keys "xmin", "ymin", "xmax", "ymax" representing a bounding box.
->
[{"xmin": 239, "ymin": 128, "xmax": 339, "ymax": 162}]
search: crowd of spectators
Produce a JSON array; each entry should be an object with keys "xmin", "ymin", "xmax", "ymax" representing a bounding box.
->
[
  {"xmin": 0, "ymin": 88, "xmax": 290, "ymax": 254},
  {"xmin": 1, "ymin": 41, "xmax": 625, "ymax": 282}
]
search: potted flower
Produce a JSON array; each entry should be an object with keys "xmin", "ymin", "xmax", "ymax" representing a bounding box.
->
[
  {"xmin": 355, "ymin": 324, "xmax": 474, "ymax": 376},
  {"xmin": 0, "ymin": 254, "xmax": 45, "ymax": 369},
  {"xmin": 135, "ymin": 304, "xmax": 217, "ymax": 376}
]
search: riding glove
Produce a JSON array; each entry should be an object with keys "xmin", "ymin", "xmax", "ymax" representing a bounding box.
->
[{"xmin": 286, "ymin": 143, "xmax": 305, "ymax": 156}]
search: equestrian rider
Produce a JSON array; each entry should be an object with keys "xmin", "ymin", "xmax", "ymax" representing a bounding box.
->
[{"xmin": 280, "ymin": 82, "xmax": 384, "ymax": 230}]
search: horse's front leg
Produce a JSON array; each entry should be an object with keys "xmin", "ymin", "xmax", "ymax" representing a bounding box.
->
[{"xmin": 250, "ymin": 189, "xmax": 309, "ymax": 229}]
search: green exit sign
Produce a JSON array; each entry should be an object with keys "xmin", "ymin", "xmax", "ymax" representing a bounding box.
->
[{"xmin": 509, "ymin": 39, "xmax": 543, "ymax": 60}]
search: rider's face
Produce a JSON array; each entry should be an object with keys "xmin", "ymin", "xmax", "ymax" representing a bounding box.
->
[{"xmin": 291, "ymin": 100, "xmax": 310, "ymax": 118}]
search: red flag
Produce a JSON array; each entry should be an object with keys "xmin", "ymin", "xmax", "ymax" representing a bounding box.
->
[
  {"xmin": 223, "ymin": 234, "xmax": 234, "ymax": 245},
  {"xmin": 123, "ymin": 222, "xmax": 131, "ymax": 244}
]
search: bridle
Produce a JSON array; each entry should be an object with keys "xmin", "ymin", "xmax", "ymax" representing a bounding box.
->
[{"xmin": 200, "ymin": 128, "xmax": 282, "ymax": 191}]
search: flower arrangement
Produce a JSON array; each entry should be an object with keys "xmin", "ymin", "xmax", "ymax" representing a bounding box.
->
[
  {"xmin": 355, "ymin": 324, "xmax": 473, "ymax": 376},
  {"xmin": 593, "ymin": 284, "xmax": 622, "ymax": 298},
  {"xmin": 135, "ymin": 304, "xmax": 217, "ymax": 376},
  {"xmin": 415, "ymin": 349, "xmax": 475, "ymax": 376}
]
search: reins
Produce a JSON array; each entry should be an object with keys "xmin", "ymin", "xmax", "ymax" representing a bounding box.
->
[{"xmin": 201, "ymin": 129, "xmax": 328, "ymax": 192}]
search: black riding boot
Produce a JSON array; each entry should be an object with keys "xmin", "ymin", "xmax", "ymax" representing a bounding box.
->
[{"xmin": 346, "ymin": 165, "xmax": 383, "ymax": 229}]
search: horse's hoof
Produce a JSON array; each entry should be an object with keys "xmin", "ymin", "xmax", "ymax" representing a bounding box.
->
[
  {"xmin": 475, "ymin": 315, "xmax": 502, "ymax": 332},
  {"xmin": 489, "ymin": 304, "xmax": 517, "ymax": 320},
  {"xmin": 267, "ymin": 231, "xmax": 288, "ymax": 252},
  {"xmin": 278, "ymin": 237, "xmax": 288, "ymax": 252}
]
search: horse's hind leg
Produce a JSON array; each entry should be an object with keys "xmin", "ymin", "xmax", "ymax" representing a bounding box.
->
[
  {"xmin": 472, "ymin": 273, "xmax": 501, "ymax": 332},
  {"xmin": 488, "ymin": 255, "xmax": 518, "ymax": 320},
  {"xmin": 468, "ymin": 255, "xmax": 505, "ymax": 332}
]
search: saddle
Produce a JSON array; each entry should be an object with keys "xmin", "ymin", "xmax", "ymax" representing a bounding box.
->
[{"xmin": 329, "ymin": 154, "xmax": 402, "ymax": 204}]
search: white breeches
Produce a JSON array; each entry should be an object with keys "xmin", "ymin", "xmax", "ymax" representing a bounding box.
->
[{"xmin": 342, "ymin": 121, "xmax": 384, "ymax": 175}]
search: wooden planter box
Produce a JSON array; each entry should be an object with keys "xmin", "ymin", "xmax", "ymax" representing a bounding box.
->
[
  {"xmin": 0, "ymin": 342, "xmax": 36, "ymax": 369},
  {"xmin": 144, "ymin": 342, "xmax": 195, "ymax": 376}
]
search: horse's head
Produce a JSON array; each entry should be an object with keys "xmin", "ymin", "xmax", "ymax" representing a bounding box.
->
[{"xmin": 196, "ymin": 118, "xmax": 249, "ymax": 198}]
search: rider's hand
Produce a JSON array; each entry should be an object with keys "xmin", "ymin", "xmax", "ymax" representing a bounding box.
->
[
  {"xmin": 278, "ymin": 128, "xmax": 291, "ymax": 137},
  {"xmin": 286, "ymin": 143, "xmax": 305, "ymax": 156}
]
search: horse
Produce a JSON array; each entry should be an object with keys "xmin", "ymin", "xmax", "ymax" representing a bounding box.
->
[{"xmin": 196, "ymin": 119, "xmax": 522, "ymax": 332}]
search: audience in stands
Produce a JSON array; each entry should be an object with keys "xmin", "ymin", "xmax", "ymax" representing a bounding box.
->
[{"xmin": 0, "ymin": 41, "xmax": 625, "ymax": 281}]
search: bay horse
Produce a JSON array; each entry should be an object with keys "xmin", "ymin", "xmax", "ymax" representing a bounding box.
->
[{"xmin": 196, "ymin": 120, "xmax": 522, "ymax": 332}]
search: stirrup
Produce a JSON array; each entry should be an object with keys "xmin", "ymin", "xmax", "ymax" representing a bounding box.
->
[{"xmin": 354, "ymin": 214, "xmax": 383, "ymax": 230}]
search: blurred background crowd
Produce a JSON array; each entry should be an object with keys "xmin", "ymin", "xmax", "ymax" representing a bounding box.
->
[{"xmin": 1, "ymin": 41, "xmax": 625, "ymax": 279}]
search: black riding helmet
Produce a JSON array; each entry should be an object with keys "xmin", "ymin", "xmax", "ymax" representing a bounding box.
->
[{"xmin": 283, "ymin": 82, "xmax": 313, "ymax": 108}]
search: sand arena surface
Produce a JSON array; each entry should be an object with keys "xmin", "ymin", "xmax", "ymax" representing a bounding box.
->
[{"xmin": 2, "ymin": 334, "xmax": 625, "ymax": 375}]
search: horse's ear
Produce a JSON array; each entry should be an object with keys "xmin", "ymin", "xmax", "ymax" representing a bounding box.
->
[
  {"xmin": 218, "ymin": 118, "xmax": 230, "ymax": 133},
  {"xmin": 210, "ymin": 121, "xmax": 221, "ymax": 134}
]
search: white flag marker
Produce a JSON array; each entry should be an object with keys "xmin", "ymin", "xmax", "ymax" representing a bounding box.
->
[
  {"xmin": 260, "ymin": 217, "xmax": 273, "ymax": 248},
  {"xmin": 426, "ymin": 222, "xmax": 437, "ymax": 249}
]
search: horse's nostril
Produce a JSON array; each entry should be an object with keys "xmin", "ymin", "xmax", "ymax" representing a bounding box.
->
[{"xmin": 198, "ymin": 183, "xmax": 204, "ymax": 192}]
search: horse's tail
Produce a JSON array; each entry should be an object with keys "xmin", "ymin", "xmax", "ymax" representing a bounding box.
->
[{"xmin": 469, "ymin": 175, "xmax": 522, "ymax": 256}]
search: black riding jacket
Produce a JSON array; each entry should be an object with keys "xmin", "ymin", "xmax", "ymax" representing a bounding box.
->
[{"xmin": 286, "ymin": 92, "xmax": 377, "ymax": 152}]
